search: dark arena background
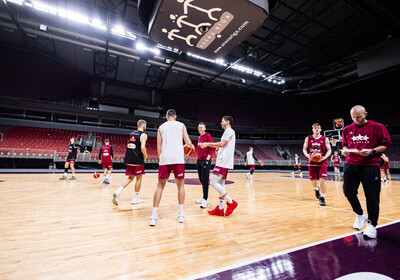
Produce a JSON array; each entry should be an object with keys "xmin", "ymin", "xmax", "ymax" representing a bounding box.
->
[{"xmin": 1, "ymin": 1, "xmax": 400, "ymax": 279}]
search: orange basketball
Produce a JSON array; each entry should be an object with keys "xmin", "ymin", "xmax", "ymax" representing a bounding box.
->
[
  {"xmin": 311, "ymin": 152, "xmax": 321, "ymax": 162},
  {"xmin": 93, "ymin": 172, "xmax": 100, "ymax": 179},
  {"xmin": 260, "ymin": 161, "xmax": 264, "ymax": 166},
  {"xmin": 183, "ymin": 145, "xmax": 194, "ymax": 156}
]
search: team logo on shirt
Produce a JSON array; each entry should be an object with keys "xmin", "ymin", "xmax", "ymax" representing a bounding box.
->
[{"xmin": 351, "ymin": 134, "xmax": 369, "ymax": 143}]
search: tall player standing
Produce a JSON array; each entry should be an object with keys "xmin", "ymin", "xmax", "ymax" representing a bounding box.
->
[
  {"xmin": 303, "ymin": 123, "xmax": 332, "ymax": 206},
  {"xmin": 98, "ymin": 139, "xmax": 114, "ymax": 184},
  {"xmin": 59, "ymin": 137, "xmax": 84, "ymax": 180},
  {"xmin": 200, "ymin": 116, "xmax": 238, "ymax": 217},
  {"xmin": 149, "ymin": 110, "xmax": 195, "ymax": 226},
  {"xmin": 113, "ymin": 120, "xmax": 148, "ymax": 206}
]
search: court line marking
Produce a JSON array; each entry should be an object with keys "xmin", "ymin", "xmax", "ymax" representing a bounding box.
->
[
  {"xmin": 0, "ymin": 182, "xmax": 49, "ymax": 192},
  {"xmin": 183, "ymin": 219, "xmax": 400, "ymax": 280},
  {"xmin": 0, "ymin": 181, "xmax": 72, "ymax": 205},
  {"xmin": 228, "ymin": 183, "xmax": 396, "ymax": 222}
]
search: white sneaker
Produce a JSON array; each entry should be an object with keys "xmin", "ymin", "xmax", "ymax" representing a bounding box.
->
[
  {"xmin": 299, "ymin": 173, "xmax": 303, "ymax": 178},
  {"xmin": 149, "ymin": 216, "xmax": 158, "ymax": 226},
  {"xmin": 245, "ymin": 173, "xmax": 249, "ymax": 179},
  {"xmin": 200, "ymin": 199, "xmax": 209, "ymax": 209},
  {"xmin": 112, "ymin": 192, "xmax": 119, "ymax": 206},
  {"xmin": 195, "ymin": 198, "xmax": 204, "ymax": 204},
  {"xmin": 250, "ymin": 176, "xmax": 254, "ymax": 181},
  {"xmin": 131, "ymin": 197, "xmax": 144, "ymax": 204},
  {"xmin": 178, "ymin": 213, "xmax": 185, "ymax": 223},
  {"xmin": 353, "ymin": 213, "xmax": 368, "ymax": 230},
  {"xmin": 363, "ymin": 221, "xmax": 377, "ymax": 238}
]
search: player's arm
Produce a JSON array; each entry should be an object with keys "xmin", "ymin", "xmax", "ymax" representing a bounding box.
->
[
  {"xmin": 201, "ymin": 139, "xmax": 228, "ymax": 149},
  {"xmin": 141, "ymin": 133, "xmax": 148, "ymax": 160},
  {"xmin": 206, "ymin": 134, "xmax": 213, "ymax": 161},
  {"xmin": 244, "ymin": 154, "xmax": 247, "ymax": 166},
  {"xmin": 253, "ymin": 153, "xmax": 260, "ymax": 162},
  {"xmin": 157, "ymin": 129, "xmax": 162, "ymax": 157},
  {"xmin": 330, "ymin": 155, "xmax": 334, "ymax": 162},
  {"xmin": 110, "ymin": 146, "xmax": 114, "ymax": 161},
  {"xmin": 302, "ymin": 137, "xmax": 310, "ymax": 159},
  {"xmin": 182, "ymin": 124, "xmax": 195, "ymax": 151},
  {"xmin": 321, "ymin": 138, "xmax": 332, "ymax": 161},
  {"xmin": 98, "ymin": 148, "xmax": 102, "ymax": 164}
]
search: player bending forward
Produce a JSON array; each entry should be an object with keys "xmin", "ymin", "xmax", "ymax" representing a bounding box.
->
[{"xmin": 200, "ymin": 116, "xmax": 238, "ymax": 217}]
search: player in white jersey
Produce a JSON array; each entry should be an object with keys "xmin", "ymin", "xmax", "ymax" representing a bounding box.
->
[
  {"xmin": 200, "ymin": 116, "xmax": 238, "ymax": 217},
  {"xmin": 244, "ymin": 147, "xmax": 262, "ymax": 180},
  {"xmin": 149, "ymin": 109, "xmax": 195, "ymax": 226}
]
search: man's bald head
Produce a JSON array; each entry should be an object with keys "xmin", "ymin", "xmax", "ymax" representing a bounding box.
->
[{"xmin": 350, "ymin": 105, "xmax": 368, "ymax": 126}]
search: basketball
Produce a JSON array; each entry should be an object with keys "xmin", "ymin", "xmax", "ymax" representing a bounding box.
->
[
  {"xmin": 310, "ymin": 152, "xmax": 322, "ymax": 162},
  {"xmin": 183, "ymin": 145, "xmax": 194, "ymax": 157},
  {"xmin": 93, "ymin": 172, "xmax": 100, "ymax": 179},
  {"xmin": 260, "ymin": 161, "xmax": 264, "ymax": 166}
]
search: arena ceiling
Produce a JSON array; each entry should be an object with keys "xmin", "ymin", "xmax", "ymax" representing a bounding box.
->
[{"xmin": 0, "ymin": 0, "xmax": 400, "ymax": 97}]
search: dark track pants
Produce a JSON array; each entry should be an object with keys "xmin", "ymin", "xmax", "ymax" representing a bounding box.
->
[
  {"xmin": 196, "ymin": 159, "xmax": 212, "ymax": 200},
  {"xmin": 343, "ymin": 163, "xmax": 381, "ymax": 226}
]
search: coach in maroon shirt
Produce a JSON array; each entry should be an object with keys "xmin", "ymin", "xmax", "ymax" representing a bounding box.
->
[
  {"xmin": 195, "ymin": 122, "xmax": 214, "ymax": 208},
  {"xmin": 342, "ymin": 105, "xmax": 391, "ymax": 238}
]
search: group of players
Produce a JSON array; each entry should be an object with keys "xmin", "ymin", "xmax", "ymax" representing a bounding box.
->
[
  {"xmin": 59, "ymin": 105, "xmax": 391, "ymax": 238},
  {"xmin": 60, "ymin": 110, "xmax": 237, "ymax": 226}
]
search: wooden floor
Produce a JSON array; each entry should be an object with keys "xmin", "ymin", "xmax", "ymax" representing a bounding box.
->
[{"xmin": 1, "ymin": 172, "xmax": 399, "ymax": 280}]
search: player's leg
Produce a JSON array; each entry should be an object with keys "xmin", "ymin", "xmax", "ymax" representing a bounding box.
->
[
  {"xmin": 343, "ymin": 164, "xmax": 367, "ymax": 230},
  {"xmin": 113, "ymin": 176, "xmax": 134, "ymax": 205},
  {"xmin": 208, "ymin": 172, "xmax": 237, "ymax": 216},
  {"xmin": 195, "ymin": 159, "xmax": 205, "ymax": 204},
  {"xmin": 172, "ymin": 164, "xmax": 185, "ymax": 222},
  {"xmin": 150, "ymin": 165, "xmax": 169, "ymax": 226},
  {"xmin": 60, "ymin": 161, "xmax": 69, "ymax": 180},
  {"xmin": 360, "ymin": 166, "xmax": 381, "ymax": 238},
  {"xmin": 131, "ymin": 175, "xmax": 144, "ymax": 204},
  {"xmin": 69, "ymin": 162, "xmax": 76, "ymax": 180},
  {"xmin": 200, "ymin": 160, "xmax": 211, "ymax": 208}
]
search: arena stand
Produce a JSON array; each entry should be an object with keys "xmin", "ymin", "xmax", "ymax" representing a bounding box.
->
[{"xmin": 1, "ymin": 124, "xmax": 399, "ymax": 171}]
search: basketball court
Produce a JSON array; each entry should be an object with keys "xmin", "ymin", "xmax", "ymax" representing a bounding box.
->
[{"xmin": 1, "ymin": 171, "xmax": 399, "ymax": 279}]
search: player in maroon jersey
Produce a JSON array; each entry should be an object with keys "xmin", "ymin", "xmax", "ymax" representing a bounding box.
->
[
  {"xmin": 98, "ymin": 139, "xmax": 114, "ymax": 184},
  {"xmin": 303, "ymin": 123, "xmax": 332, "ymax": 206},
  {"xmin": 342, "ymin": 105, "xmax": 391, "ymax": 238},
  {"xmin": 330, "ymin": 151, "xmax": 342, "ymax": 179}
]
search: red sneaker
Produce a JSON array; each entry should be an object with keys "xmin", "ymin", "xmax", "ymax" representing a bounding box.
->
[
  {"xmin": 208, "ymin": 205, "xmax": 224, "ymax": 216},
  {"xmin": 225, "ymin": 200, "xmax": 238, "ymax": 216}
]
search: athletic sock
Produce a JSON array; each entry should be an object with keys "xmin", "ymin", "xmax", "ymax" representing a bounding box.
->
[
  {"xmin": 218, "ymin": 199, "xmax": 224, "ymax": 210},
  {"xmin": 179, "ymin": 204, "xmax": 184, "ymax": 214},
  {"xmin": 106, "ymin": 174, "xmax": 109, "ymax": 179},
  {"xmin": 152, "ymin": 207, "xmax": 158, "ymax": 217},
  {"xmin": 116, "ymin": 186, "xmax": 124, "ymax": 195},
  {"xmin": 321, "ymin": 193, "xmax": 325, "ymax": 198},
  {"xmin": 64, "ymin": 172, "xmax": 67, "ymax": 176},
  {"xmin": 225, "ymin": 194, "xmax": 233, "ymax": 204}
]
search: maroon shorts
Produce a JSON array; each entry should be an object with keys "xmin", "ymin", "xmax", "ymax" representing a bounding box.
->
[
  {"xmin": 125, "ymin": 165, "xmax": 145, "ymax": 176},
  {"xmin": 333, "ymin": 164, "xmax": 340, "ymax": 169},
  {"xmin": 158, "ymin": 164, "xmax": 185, "ymax": 180},
  {"xmin": 212, "ymin": 166, "xmax": 229, "ymax": 179},
  {"xmin": 102, "ymin": 162, "xmax": 113, "ymax": 170},
  {"xmin": 380, "ymin": 167, "xmax": 385, "ymax": 172},
  {"xmin": 66, "ymin": 158, "xmax": 76, "ymax": 164},
  {"xmin": 294, "ymin": 164, "xmax": 301, "ymax": 169},
  {"xmin": 308, "ymin": 163, "xmax": 328, "ymax": 180},
  {"xmin": 248, "ymin": 165, "xmax": 255, "ymax": 171}
]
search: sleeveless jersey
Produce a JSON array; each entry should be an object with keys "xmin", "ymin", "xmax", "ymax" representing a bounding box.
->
[
  {"xmin": 332, "ymin": 154, "xmax": 341, "ymax": 164},
  {"xmin": 158, "ymin": 120, "xmax": 184, "ymax": 165},
  {"xmin": 124, "ymin": 130, "xmax": 145, "ymax": 165},
  {"xmin": 307, "ymin": 135, "xmax": 327, "ymax": 165},
  {"xmin": 100, "ymin": 145, "xmax": 113, "ymax": 163}
]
